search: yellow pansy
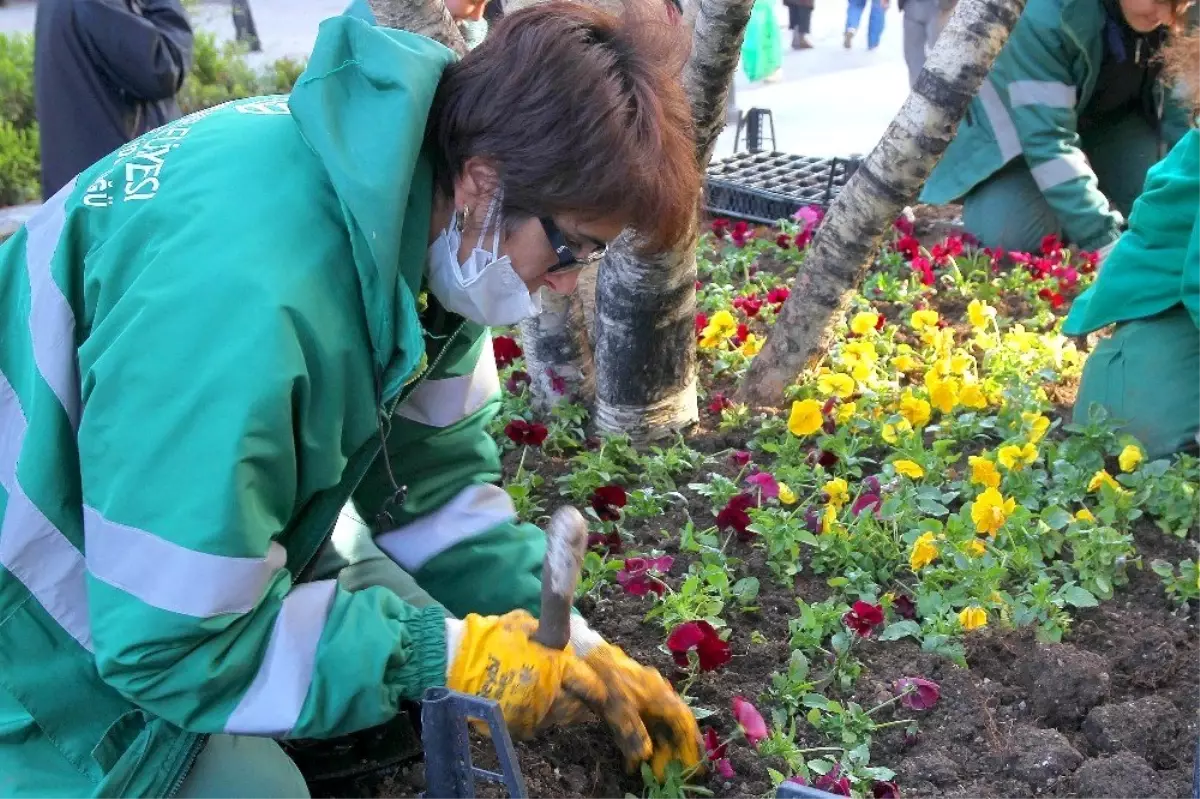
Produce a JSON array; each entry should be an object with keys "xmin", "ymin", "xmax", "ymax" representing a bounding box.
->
[
  {"xmin": 882, "ymin": 419, "xmax": 913, "ymax": 444},
  {"xmin": 958, "ymin": 606, "xmax": 987, "ymax": 630},
  {"xmin": 910, "ymin": 532, "xmax": 940, "ymax": 571},
  {"xmin": 910, "ymin": 309, "xmax": 940, "ymax": 332},
  {"xmin": 928, "ymin": 377, "xmax": 960, "ymax": 415},
  {"xmin": 818, "ymin": 372, "xmax": 856, "ymax": 399},
  {"xmin": 892, "ymin": 354, "xmax": 921, "ymax": 373},
  {"xmin": 843, "ymin": 340, "xmax": 878, "ymax": 365},
  {"xmin": 1006, "ymin": 326, "xmax": 1037, "ymax": 353},
  {"xmin": 922, "ymin": 327, "xmax": 956, "ymax": 355},
  {"xmin": 851, "ymin": 312, "xmax": 881, "ymax": 336},
  {"xmin": 972, "ymin": 487, "xmax": 1016, "ymax": 536},
  {"xmin": 835, "ymin": 402, "xmax": 858, "ymax": 425},
  {"xmin": 997, "ymin": 442, "xmax": 1038, "ymax": 471},
  {"xmin": 893, "ymin": 459, "xmax": 925, "ymax": 479},
  {"xmin": 738, "ymin": 333, "xmax": 764, "ymax": 357},
  {"xmin": 968, "ymin": 456, "xmax": 1001, "ymax": 489},
  {"xmin": 1021, "ymin": 412, "xmax": 1051, "ymax": 444},
  {"xmin": 898, "ymin": 390, "xmax": 932, "ymax": 428},
  {"xmin": 1088, "ymin": 470, "xmax": 1122, "ymax": 493},
  {"xmin": 960, "ymin": 383, "xmax": 988, "ymax": 409},
  {"xmin": 821, "ymin": 504, "xmax": 838, "ymax": 534},
  {"xmin": 699, "ymin": 310, "xmax": 738, "ymax": 349},
  {"xmin": 967, "ymin": 299, "xmax": 996, "ymax": 331},
  {"xmin": 927, "ymin": 358, "xmax": 952, "ymax": 380},
  {"xmin": 788, "ymin": 399, "xmax": 824, "ymax": 437},
  {"xmin": 824, "ymin": 478, "xmax": 850, "ymax": 508},
  {"xmin": 1118, "ymin": 444, "xmax": 1144, "ymax": 473},
  {"xmin": 778, "ymin": 483, "xmax": 798, "ymax": 505},
  {"xmin": 1074, "ymin": 508, "xmax": 1095, "ymax": 522},
  {"xmin": 964, "ymin": 539, "xmax": 987, "ymax": 557},
  {"xmin": 949, "ymin": 353, "xmax": 974, "ymax": 375}
]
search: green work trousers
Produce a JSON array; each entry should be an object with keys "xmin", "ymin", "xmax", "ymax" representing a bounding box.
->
[
  {"xmin": 175, "ymin": 508, "xmax": 448, "ymax": 798},
  {"xmin": 1073, "ymin": 304, "xmax": 1200, "ymax": 460},
  {"xmin": 962, "ymin": 112, "xmax": 1162, "ymax": 252}
]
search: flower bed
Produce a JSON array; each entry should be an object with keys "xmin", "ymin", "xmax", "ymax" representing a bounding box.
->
[{"xmin": 384, "ymin": 209, "xmax": 1199, "ymax": 799}]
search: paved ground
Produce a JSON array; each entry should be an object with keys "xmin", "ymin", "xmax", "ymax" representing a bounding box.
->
[{"xmin": 0, "ymin": 0, "xmax": 912, "ymax": 159}]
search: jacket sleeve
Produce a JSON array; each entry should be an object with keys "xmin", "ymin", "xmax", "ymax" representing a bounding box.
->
[
  {"xmin": 73, "ymin": 0, "xmax": 194, "ymax": 102},
  {"xmin": 354, "ymin": 326, "xmax": 548, "ymax": 620},
  {"xmin": 983, "ymin": 12, "xmax": 1124, "ymax": 250},
  {"xmin": 79, "ymin": 263, "xmax": 446, "ymax": 739}
]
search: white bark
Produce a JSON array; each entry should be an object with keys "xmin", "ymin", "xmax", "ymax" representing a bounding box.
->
[
  {"xmin": 366, "ymin": 0, "xmax": 467, "ymax": 55},
  {"xmin": 738, "ymin": 0, "xmax": 1026, "ymax": 406},
  {"xmin": 519, "ymin": 286, "xmax": 596, "ymax": 411},
  {"xmin": 591, "ymin": 0, "xmax": 753, "ymax": 439}
]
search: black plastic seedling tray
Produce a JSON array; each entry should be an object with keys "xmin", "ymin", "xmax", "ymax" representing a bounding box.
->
[{"xmin": 704, "ymin": 151, "xmax": 861, "ymax": 225}]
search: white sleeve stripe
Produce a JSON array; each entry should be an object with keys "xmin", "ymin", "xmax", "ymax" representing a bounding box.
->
[
  {"xmin": 1031, "ymin": 151, "xmax": 1092, "ymax": 191},
  {"xmin": 224, "ymin": 579, "xmax": 337, "ymax": 736},
  {"xmin": 84, "ymin": 505, "xmax": 288, "ymax": 618},
  {"xmin": 375, "ymin": 483, "xmax": 516, "ymax": 572},
  {"xmin": 1008, "ymin": 80, "xmax": 1077, "ymax": 108},
  {"xmin": 394, "ymin": 338, "xmax": 500, "ymax": 429},
  {"xmin": 978, "ymin": 79, "xmax": 1022, "ymax": 162}
]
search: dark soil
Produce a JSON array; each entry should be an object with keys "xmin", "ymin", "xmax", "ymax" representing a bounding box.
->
[{"xmin": 355, "ymin": 424, "xmax": 1198, "ymax": 799}]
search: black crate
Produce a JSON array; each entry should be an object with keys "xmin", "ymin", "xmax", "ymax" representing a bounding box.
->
[{"xmin": 704, "ymin": 151, "xmax": 861, "ymax": 225}]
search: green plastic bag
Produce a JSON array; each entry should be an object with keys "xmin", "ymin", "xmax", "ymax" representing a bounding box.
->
[{"xmin": 741, "ymin": 0, "xmax": 783, "ymax": 82}]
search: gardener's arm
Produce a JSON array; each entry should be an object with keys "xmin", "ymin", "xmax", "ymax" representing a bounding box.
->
[
  {"xmin": 355, "ymin": 326, "xmax": 547, "ymax": 619},
  {"xmin": 74, "ymin": 0, "xmax": 193, "ymax": 102},
  {"xmin": 79, "ymin": 271, "xmax": 447, "ymax": 739},
  {"xmin": 993, "ymin": 14, "xmax": 1123, "ymax": 251}
]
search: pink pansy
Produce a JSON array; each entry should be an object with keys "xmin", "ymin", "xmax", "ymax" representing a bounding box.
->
[
  {"xmin": 731, "ymin": 696, "xmax": 768, "ymax": 747},
  {"xmin": 746, "ymin": 471, "xmax": 780, "ymax": 501}
]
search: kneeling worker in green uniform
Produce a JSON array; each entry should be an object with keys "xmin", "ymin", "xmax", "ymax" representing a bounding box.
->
[
  {"xmin": 921, "ymin": 0, "xmax": 1195, "ymax": 257},
  {"xmin": 0, "ymin": 3, "xmax": 703, "ymax": 797},
  {"xmin": 1063, "ymin": 32, "xmax": 1200, "ymax": 458}
]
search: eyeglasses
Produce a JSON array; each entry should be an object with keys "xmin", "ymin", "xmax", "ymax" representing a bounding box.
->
[{"xmin": 540, "ymin": 216, "xmax": 607, "ymax": 274}]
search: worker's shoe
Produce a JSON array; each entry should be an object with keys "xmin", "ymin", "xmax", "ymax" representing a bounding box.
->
[{"xmin": 843, "ymin": 28, "xmax": 855, "ymax": 48}]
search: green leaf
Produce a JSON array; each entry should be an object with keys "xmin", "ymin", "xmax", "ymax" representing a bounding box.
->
[
  {"xmin": 732, "ymin": 576, "xmax": 761, "ymax": 603},
  {"xmin": 1041, "ymin": 505, "xmax": 1073, "ymax": 530},
  {"xmin": 806, "ymin": 707, "xmax": 822, "ymax": 726},
  {"xmin": 1150, "ymin": 558, "xmax": 1174, "ymax": 577},
  {"xmin": 802, "ymin": 693, "xmax": 830, "ymax": 709},
  {"xmin": 767, "ymin": 768, "xmax": 786, "ymax": 787},
  {"xmin": 1062, "ymin": 585, "xmax": 1099, "ymax": 608},
  {"xmin": 862, "ymin": 766, "xmax": 897, "ymax": 781},
  {"xmin": 917, "ymin": 498, "xmax": 950, "ymax": 516},
  {"xmin": 806, "ymin": 758, "xmax": 833, "ymax": 775},
  {"xmin": 878, "ymin": 620, "xmax": 922, "ymax": 641}
]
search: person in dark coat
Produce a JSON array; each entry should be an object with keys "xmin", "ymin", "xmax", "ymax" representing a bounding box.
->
[
  {"xmin": 785, "ymin": 0, "xmax": 815, "ymax": 48},
  {"xmin": 33, "ymin": 0, "xmax": 194, "ymax": 200}
]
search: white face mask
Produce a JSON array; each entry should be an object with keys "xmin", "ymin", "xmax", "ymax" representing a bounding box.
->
[{"xmin": 426, "ymin": 192, "xmax": 542, "ymax": 327}]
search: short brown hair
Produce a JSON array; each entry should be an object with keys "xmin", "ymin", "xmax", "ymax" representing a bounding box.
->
[{"xmin": 427, "ymin": 1, "xmax": 700, "ymax": 253}]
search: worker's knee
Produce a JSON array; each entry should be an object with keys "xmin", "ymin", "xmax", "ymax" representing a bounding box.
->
[
  {"xmin": 1074, "ymin": 306, "xmax": 1200, "ymax": 460},
  {"xmin": 961, "ymin": 164, "xmax": 1059, "ymax": 253},
  {"xmin": 175, "ymin": 734, "xmax": 310, "ymax": 798}
]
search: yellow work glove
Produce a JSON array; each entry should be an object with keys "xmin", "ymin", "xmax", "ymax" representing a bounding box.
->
[
  {"xmin": 569, "ymin": 617, "xmax": 703, "ymax": 780},
  {"xmin": 444, "ymin": 610, "xmax": 641, "ymax": 742}
]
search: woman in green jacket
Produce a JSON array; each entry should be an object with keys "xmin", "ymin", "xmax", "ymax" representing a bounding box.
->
[
  {"xmin": 0, "ymin": 3, "xmax": 704, "ymax": 797},
  {"xmin": 921, "ymin": 0, "xmax": 1194, "ymax": 256},
  {"xmin": 1064, "ymin": 33, "xmax": 1199, "ymax": 459}
]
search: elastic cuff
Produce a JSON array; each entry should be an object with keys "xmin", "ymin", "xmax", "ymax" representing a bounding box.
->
[
  {"xmin": 568, "ymin": 615, "xmax": 604, "ymax": 657},
  {"xmin": 393, "ymin": 605, "xmax": 449, "ymax": 700}
]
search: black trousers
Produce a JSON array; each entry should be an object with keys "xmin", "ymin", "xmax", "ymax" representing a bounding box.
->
[{"xmin": 788, "ymin": 5, "xmax": 813, "ymax": 33}]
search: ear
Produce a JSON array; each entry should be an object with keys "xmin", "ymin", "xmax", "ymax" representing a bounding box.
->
[{"xmin": 453, "ymin": 156, "xmax": 500, "ymax": 212}]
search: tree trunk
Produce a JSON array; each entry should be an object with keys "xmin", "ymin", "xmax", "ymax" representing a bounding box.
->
[
  {"xmin": 519, "ymin": 286, "xmax": 596, "ymax": 411},
  {"xmin": 736, "ymin": 0, "xmax": 1025, "ymax": 407},
  {"xmin": 366, "ymin": 0, "xmax": 467, "ymax": 56},
  {"xmin": 591, "ymin": 0, "xmax": 752, "ymax": 438}
]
